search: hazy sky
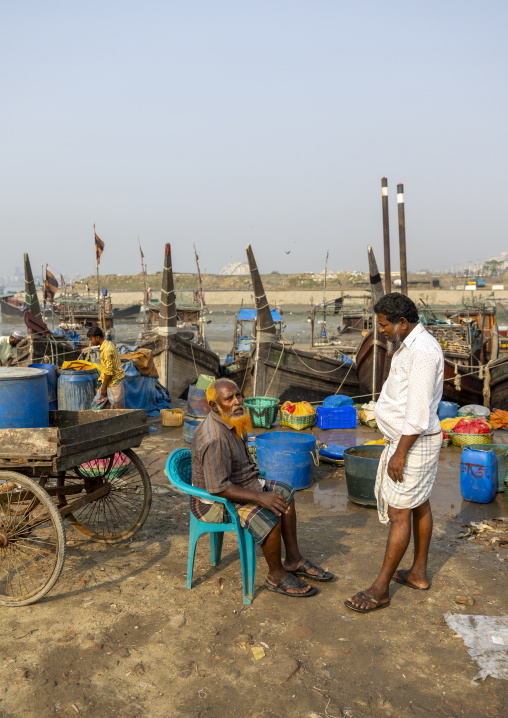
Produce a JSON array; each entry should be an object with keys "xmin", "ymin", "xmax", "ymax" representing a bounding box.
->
[{"xmin": 1, "ymin": 1, "xmax": 507, "ymax": 280}]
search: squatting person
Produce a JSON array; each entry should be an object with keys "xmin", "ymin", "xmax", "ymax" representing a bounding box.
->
[
  {"xmin": 87, "ymin": 327, "xmax": 126, "ymax": 409},
  {"xmin": 346, "ymin": 293, "xmax": 444, "ymax": 613},
  {"xmin": 0, "ymin": 331, "xmax": 24, "ymax": 367},
  {"xmin": 191, "ymin": 379, "xmax": 334, "ymax": 597}
]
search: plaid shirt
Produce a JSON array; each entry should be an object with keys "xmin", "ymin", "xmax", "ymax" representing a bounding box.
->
[
  {"xmin": 99, "ymin": 340, "xmax": 125, "ymax": 386},
  {"xmin": 191, "ymin": 411, "xmax": 263, "ymax": 496}
]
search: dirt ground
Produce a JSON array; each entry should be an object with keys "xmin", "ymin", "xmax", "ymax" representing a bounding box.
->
[{"xmin": 2, "ymin": 420, "xmax": 507, "ymax": 718}]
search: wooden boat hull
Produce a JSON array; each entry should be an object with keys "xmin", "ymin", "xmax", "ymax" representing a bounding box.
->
[
  {"xmin": 223, "ymin": 355, "xmax": 253, "ymax": 397},
  {"xmin": 355, "ymin": 331, "xmax": 392, "ymax": 402},
  {"xmin": 0, "ymin": 298, "xmax": 24, "ymax": 318},
  {"xmin": 113, "ymin": 304, "xmax": 141, "ymax": 319},
  {"xmin": 487, "ymin": 355, "xmax": 508, "ymax": 410},
  {"xmin": 254, "ymin": 343, "xmax": 359, "ymax": 403},
  {"xmin": 140, "ymin": 332, "xmax": 220, "ymax": 398}
]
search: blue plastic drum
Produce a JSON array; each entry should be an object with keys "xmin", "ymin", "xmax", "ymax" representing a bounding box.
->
[
  {"xmin": 256, "ymin": 431, "xmax": 317, "ymax": 490},
  {"xmin": 29, "ymin": 363, "xmax": 58, "ymax": 410},
  {"xmin": 57, "ymin": 369, "xmax": 99, "ymax": 411},
  {"xmin": 0, "ymin": 367, "xmax": 49, "ymax": 428},
  {"xmin": 438, "ymin": 401, "xmax": 458, "ymax": 421}
]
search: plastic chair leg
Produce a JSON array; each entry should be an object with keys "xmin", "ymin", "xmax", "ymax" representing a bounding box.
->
[
  {"xmin": 209, "ymin": 532, "xmax": 224, "ymax": 566},
  {"xmin": 186, "ymin": 514, "xmax": 202, "ymax": 589},
  {"xmin": 243, "ymin": 530, "xmax": 256, "ymax": 604}
]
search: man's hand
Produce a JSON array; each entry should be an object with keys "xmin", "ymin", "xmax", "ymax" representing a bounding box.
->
[
  {"xmin": 100, "ymin": 386, "xmax": 108, "ymax": 398},
  {"xmin": 387, "ymin": 450, "xmax": 406, "ymax": 483},
  {"xmin": 258, "ymin": 491, "xmax": 288, "ymax": 516}
]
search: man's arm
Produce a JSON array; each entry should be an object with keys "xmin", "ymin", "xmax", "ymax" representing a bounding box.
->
[
  {"xmin": 5, "ymin": 358, "xmax": 13, "ymax": 367},
  {"xmin": 100, "ymin": 373, "xmax": 112, "ymax": 397},
  {"xmin": 387, "ymin": 434, "xmax": 419, "ymax": 482},
  {"xmin": 216, "ymin": 485, "xmax": 289, "ymax": 516}
]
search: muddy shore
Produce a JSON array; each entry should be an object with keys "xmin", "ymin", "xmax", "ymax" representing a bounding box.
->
[{"xmin": 2, "ymin": 420, "xmax": 507, "ymax": 718}]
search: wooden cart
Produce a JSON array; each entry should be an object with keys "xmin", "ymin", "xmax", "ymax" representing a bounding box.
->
[{"xmin": 0, "ymin": 410, "xmax": 151, "ymax": 606}]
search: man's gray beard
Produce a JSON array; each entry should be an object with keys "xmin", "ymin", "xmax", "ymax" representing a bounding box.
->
[{"xmin": 387, "ymin": 324, "xmax": 402, "ymax": 353}]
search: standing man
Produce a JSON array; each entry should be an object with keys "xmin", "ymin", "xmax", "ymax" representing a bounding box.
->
[
  {"xmin": 346, "ymin": 293, "xmax": 443, "ymax": 613},
  {"xmin": 0, "ymin": 331, "xmax": 24, "ymax": 367},
  {"xmin": 87, "ymin": 327, "xmax": 126, "ymax": 409}
]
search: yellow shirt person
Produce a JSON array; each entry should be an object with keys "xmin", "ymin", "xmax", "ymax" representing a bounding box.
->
[{"xmin": 88, "ymin": 328, "xmax": 125, "ymax": 410}]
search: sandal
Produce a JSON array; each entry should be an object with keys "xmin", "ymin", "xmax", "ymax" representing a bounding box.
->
[
  {"xmin": 264, "ymin": 573, "xmax": 318, "ymax": 598},
  {"xmin": 392, "ymin": 571, "xmax": 430, "ymax": 591},
  {"xmin": 344, "ymin": 590, "xmax": 391, "ymax": 613},
  {"xmin": 289, "ymin": 558, "xmax": 334, "ymax": 582}
]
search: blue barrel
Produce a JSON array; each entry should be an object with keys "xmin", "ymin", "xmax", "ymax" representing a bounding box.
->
[
  {"xmin": 256, "ymin": 431, "xmax": 317, "ymax": 490},
  {"xmin": 58, "ymin": 369, "xmax": 99, "ymax": 411},
  {"xmin": 438, "ymin": 401, "xmax": 458, "ymax": 420},
  {"xmin": 187, "ymin": 385, "xmax": 211, "ymax": 417},
  {"xmin": 460, "ymin": 446, "xmax": 497, "ymax": 503},
  {"xmin": 0, "ymin": 367, "xmax": 49, "ymax": 428},
  {"xmin": 29, "ymin": 363, "xmax": 58, "ymax": 410}
]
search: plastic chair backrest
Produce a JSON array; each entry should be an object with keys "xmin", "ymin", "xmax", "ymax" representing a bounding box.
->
[{"xmin": 166, "ymin": 448, "xmax": 230, "ymax": 506}]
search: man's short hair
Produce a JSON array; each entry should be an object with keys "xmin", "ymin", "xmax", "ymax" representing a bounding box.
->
[
  {"xmin": 374, "ymin": 293, "xmax": 419, "ymax": 324},
  {"xmin": 206, "ymin": 379, "xmax": 238, "ymax": 404},
  {"xmin": 87, "ymin": 326, "xmax": 104, "ymax": 339}
]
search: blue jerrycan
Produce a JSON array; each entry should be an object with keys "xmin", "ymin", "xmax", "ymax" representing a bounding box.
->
[{"xmin": 460, "ymin": 447, "xmax": 497, "ymax": 503}]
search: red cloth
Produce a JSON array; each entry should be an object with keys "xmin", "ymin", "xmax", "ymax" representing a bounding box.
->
[{"xmin": 453, "ymin": 418, "xmax": 490, "ymax": 434}]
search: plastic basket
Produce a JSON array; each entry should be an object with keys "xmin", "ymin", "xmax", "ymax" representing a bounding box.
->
[
  {"xmin": 317, "ymin": 405, "xmax": 356, "ymax": 430},
  {"xmin": 244, "ymin": 396, "xmax": 279, "ymax": 428},
  {"xmin": 280, "ymin": 411, "xmax": 316, "ymax": 431},
  {"xmin": 449, "ymin": 430, "xmax": 494, "ymax": 447},
  {"xmin": 161, "ymin": 408, "xmax": 184, "ymax": 427}
]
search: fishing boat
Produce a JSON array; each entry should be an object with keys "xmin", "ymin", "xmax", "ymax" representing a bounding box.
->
[
  {"xmin": 139, "ymin": 244, "xmax": 220, "ymax": 398},
  {"xmin": 243, "ymin": 245, "xmax": 359, "ymax": 402},
  {"xmin": 113, "ymin": 304, "xmax": 141, "ymax": 319}
]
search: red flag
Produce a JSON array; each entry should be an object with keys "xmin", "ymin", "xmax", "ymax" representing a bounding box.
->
[{"xmin": 95, "ymin": 233, "xmax": 105, "ymax": 265}]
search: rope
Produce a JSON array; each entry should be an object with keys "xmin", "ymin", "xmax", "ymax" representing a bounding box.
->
[
  {"xmin": 333, "ymin": 360, "xmax": 355, "ymax": 394},
  {"xmin": 264, "ymin": 344, "xmax": 285, "ymax": 397},
  {"xmin": 483, "ymin": 360, "xmax": 492, "ymax": 408},
  {"xmin": 189, "ymin": 342, "xmax": 199, "ymax": 380}
]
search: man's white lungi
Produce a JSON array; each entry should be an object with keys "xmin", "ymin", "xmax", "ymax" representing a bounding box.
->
[{"xmin": 375, "ymin": 432, "xmax": 442, "ymax": 525}]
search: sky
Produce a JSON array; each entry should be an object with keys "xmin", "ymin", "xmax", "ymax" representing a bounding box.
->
[{"xmin": 1, "ymin": 1, "xmax": 507, "ymax": 280}]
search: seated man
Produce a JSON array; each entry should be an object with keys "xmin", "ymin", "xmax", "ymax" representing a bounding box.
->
[{"xmin": 191, "ymin": 379, "xmax": 334, "ymax": 597}]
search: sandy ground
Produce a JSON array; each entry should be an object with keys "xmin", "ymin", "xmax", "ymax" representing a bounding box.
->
[{"xmin": 2, "ymin": 420, "xmax": 508, "ymax": 718}]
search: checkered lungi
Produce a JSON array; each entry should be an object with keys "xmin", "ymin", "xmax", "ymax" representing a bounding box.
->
[
  {"xmin": 375, "ymin": 432, "xmax": 442, "ymax": 525},
  {"xmin": 190, "ymin": 480, "xmax": 295, "ymax": 544}
]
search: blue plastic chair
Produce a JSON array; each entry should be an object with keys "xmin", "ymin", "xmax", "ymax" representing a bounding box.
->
[{"xmin": 165, "ymin": 447, "xmax": 257, "ymax": 604}]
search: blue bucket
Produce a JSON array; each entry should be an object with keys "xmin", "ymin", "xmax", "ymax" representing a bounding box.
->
[
  {"xmin": 256, "ymin": 431, "xmax": 317, "ymax": 490},
  {"xmin": 29, "ymin": 363, "xmax": 58, "ymax": 410}
]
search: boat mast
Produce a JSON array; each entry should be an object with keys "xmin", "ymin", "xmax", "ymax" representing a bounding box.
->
[
  {"xmin": 367, "ymin": 245, "xmax": 385, "ymax": 400},
  {"xmin": 193, "ymin": 243, "xmax": 208, "ymax": 344},
  {"xmin": 158, "ymin": 243, "xmax": 178, "ymax": 393},
  {"xmin": 322, "ymin": 250, "xmax": 329, "ymax": 340},
  {"xmin": 246, "ymin": 244, "xmax": 276, "ymax": 396},
  {"xmin": 138, "ymin": 237, "xmax": 148, "ymax": 306}
]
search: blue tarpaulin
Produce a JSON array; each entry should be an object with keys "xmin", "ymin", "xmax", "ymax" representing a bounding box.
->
[
  {"xmin": 237, "ymin": 308, "xmax": 282, "ymax": 322},
  {"xmin": 122, "ymin": 361, "xmax": 172, "ymax": 416}
]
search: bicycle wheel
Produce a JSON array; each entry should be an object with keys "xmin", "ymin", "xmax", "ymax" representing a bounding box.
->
[
  {"xmin": 0, "ymin": 472, "xmax": 66, "ymax": 606},
  {"xmin": 59, "ymin": 449, "xmax": 152, "ymax": 543}
]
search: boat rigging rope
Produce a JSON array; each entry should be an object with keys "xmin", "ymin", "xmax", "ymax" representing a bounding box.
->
[{"xmin": 264, "ymin": 343, "xmax": 285, "ymax": 397}]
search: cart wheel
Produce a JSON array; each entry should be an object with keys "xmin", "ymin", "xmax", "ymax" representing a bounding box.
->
[
  {"xmin": 60, "ymin": 449, "xmax": 152, "ymax": 543},
  {"xmin": 0, "ymin": 471, "xmax": 66, "ymax": 607}
]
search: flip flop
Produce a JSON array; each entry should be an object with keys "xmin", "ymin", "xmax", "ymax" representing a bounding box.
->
[
  {"xmin": 392, "ymin": 572, "xmax": 430, "ymax": 591},
  {"xmin": 289, "ymin": 558, "xmax": 334, "ymax": 582},
  {"xmin": 344, "ymin": 590, "xmax": 391, "ymax": 613},
  {"xmin": 264, "ymin": 573, "xmax": 318, "ymax": 598}
]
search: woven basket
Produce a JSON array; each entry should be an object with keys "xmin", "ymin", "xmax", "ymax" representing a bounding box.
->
[
  {"xmin": 441, "ymin": 438, "xmax": 451, "ymax": 448},
  {"xmin": 449, "ymin": 430, "xmax": 494, "ymax": 447},
  {"xmin": 195, "ymin": 374, "xmax": 215, "ymax": 392},
  {"xmin": 280, "ymin": 410, "xmax": 316, "ymax": 431},
  {"xmin": 504, "ymin": 477, "xmax": 508, "ymax": 503},
  {"xmin": 244, "ymin": 396, "xmax": 279, "ymax": 428}
]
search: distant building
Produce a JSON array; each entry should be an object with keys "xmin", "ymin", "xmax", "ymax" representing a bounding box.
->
[{"xmin": 219, "ymin": 262, "xmax": 250, "ymax": 276}]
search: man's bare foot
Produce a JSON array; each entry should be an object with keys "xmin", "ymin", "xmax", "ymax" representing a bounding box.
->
[{"xmin": 393, "ymin": 568, "xmax": 429, "ymax": 590}]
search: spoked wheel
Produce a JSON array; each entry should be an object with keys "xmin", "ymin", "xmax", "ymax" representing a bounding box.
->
[
  {"xmin": 59, "ymin": 449, "xmax": 152, "ymax": 543},
  {"xmin": 0, "ymin": 471, "xmax": 66, "ymax": 606}
]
